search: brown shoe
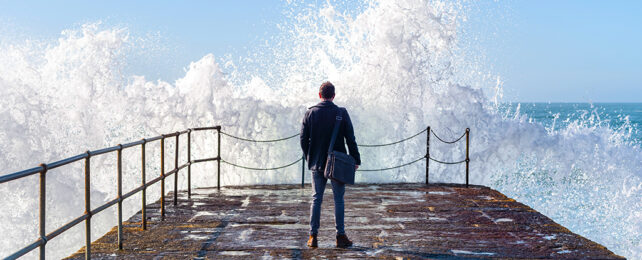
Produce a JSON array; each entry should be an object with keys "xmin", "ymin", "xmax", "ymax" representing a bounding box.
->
[
  {"xmin": 336, "ymin": 234, "xmax": 353, "ymax": 248},
  {"xmin": 307, "ymin": 234, "xmax": 318, "ymax": 248}
]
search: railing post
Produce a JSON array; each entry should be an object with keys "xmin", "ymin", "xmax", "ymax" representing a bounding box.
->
[
  {"xmin": 117, "ymin": 145, "xmax": 123, "ymax": 250},
  {"xmin": 301, "ymin": 154, "xmax": 305, "ymax": 188},
  {"xmin": 426, "ymin": 126, "xmax": 430, "ymax": 185},
  {"xmin": 187, "ymin": 130, "xmax": 192, "ymax": 198},
  {"xmin": 39, "ymin": 163, "xmax": 47, "ymax": 260},
  {"xmin": 217, "ymin": 126, "xmax": 221, "ymax": 190},
  {"xmin": 465, "ymin": 128, "xmax": 470, "ymax": 188},
  {"xmin": 160, "ymin": 136, "xmax": 165, "ymax": 221},
  {"xmin": 141, "ymin": 139, "xmax": 147, "ymax": 230},
  {"xmin": 84, "ymin": 151, "xmax": 91, "ymax": 260},
  {"xmin": 174, "ymin": 133, "xmax": 179, "ymax": 206}
]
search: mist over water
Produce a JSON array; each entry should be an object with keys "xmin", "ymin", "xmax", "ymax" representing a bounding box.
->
[{"xmin": 1, "ymin": 0, "xmax": 640, "ymax": 258}]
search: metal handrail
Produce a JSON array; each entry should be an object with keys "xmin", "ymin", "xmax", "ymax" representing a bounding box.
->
[
  {"xmin": 0, "ymin": 124, "xmax": 470, "ymax": 260},
  {"xmin": 0, "ymin": 166, "xmax": 44, "ymax": 183},
  {"xmin": 0, "ymin": 127, "xmax": 223, "ymax": 260}
]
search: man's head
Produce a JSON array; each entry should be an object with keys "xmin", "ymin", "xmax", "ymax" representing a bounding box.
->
[{"xmin": 319, "ymin": 81, "xmax": 335, "ymax": 101}]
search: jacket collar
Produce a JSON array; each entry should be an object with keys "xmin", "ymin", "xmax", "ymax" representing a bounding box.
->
[{"xmin": 309, "ymin": 100, "xmax": 336, "ymax": 109}]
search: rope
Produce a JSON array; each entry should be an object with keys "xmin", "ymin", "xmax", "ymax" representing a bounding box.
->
[
  {"xmin": 220, "ymin": 131, "xmax": 300, "ymax": 143},
  {"xmin": 357, "ymin": 156, "xmax": 426, "ymax": 172},
  {"xmin": 430, "ymin": 130, "xmax": 466, "ymax": 144},
  {"xmin": 221, "ymin": 127, "xmax": 467, "ymax": 148},
  {"xmin": 359, "ymin": 128, "xmax": 427, "ymax": 147},
  {"xmin": 428, "ymin": 156, "xmax": 466, "ymax": 165},
  {"xmin": 221, "ymin": 157, "xmax": 303, "ymax": 171},
  {"xmin": 220, "ymin": 127, "xmax": 429, "ymax": 147}
]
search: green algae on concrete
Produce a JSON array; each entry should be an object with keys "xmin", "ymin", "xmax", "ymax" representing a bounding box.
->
[{"xmin": 66, "ymin": 184, "xmax": 623, "ymax": 259}]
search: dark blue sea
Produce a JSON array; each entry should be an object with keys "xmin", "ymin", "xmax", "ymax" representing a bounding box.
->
[{"xmin": 501, "ymin": 103, "xmax": 642, "ymax": 143}]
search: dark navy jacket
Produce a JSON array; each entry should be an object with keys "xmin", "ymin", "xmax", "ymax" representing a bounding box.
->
[{"xmin": 300, "ymin": 101, "xmax": 361, "ymax": 172}]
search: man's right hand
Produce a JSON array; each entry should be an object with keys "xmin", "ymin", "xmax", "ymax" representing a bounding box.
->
[{"xmin": 355, "ymin": 165, "xmax": 359, "ymax": 171}]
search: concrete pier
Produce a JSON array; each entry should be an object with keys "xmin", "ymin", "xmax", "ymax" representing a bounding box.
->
[{"xmin": 66, "ymin": 183, "xmax": 622, "ymax": 259}]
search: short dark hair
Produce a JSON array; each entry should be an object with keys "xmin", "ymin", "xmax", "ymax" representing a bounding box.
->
[{"xmin": 319, "ymin": 81, "xmax": 335, "ymax": 99}]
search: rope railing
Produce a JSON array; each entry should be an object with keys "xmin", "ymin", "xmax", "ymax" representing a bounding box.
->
[
  {"xmin": 356, "ymin": 156, "xmax": 426, "ymax": 171},
  {"xmin": 217, "ymin": 126, "xmax": 468, "ymax": 173},
  {"xmin": 430, "ymin": 129, "xmax": 467, "ymax": 144},
  {"xmin": 358, "ymin": 128, "xmax": 428, "ymax": 147},
  {"xmin": 221, "ymin": 157, "xmax": 303, "ymax": 171},
  {"xmin": 220, "ymin": 131, "xmax": 300, "ymax": 143},
  {"xmin": 428, "ymin": 157, "xmax": 466, "ymax": 165},
  {"xmin": 219, "ymin": 128, "xmax": 430, "ymax": 147},
  {"xmin": 426, "ymin": 127, "xmax": 471, "ymax": 186},
  {"xmin": 220, "ymin": 126, "xmax": 468, "ymax": 147},
  {"xmin": 216, "ymin": 127, "xmax": 470, "ymax": 180},
  {"xmin": 0, "ymin": 124, "xmax": 470, "ymax": 260}
]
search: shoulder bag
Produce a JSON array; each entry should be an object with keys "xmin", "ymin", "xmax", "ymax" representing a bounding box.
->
[{"xmin": 324, "ymin": 108, "xmax": 356, "ymax": 185}]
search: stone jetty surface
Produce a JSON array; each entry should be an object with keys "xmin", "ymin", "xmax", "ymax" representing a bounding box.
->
[{"xmin": 66, "ymin": 183, "xmax": 622, "ymax": 259}]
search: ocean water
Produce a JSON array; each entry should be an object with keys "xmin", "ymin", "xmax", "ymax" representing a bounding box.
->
[
  {"xmin": 0, "ymin": 0, "xmax": 640, "ymax": 259},
  {"xmin": 495, "ymin": 102, "xmax": 641, "ymax": 258},
  {"xmin": 502, "ymin": 102, "xmax": 642, "ymax": 142}
]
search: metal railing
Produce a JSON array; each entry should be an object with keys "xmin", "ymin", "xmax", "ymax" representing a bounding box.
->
[
  {"xmin": 0, "ymin": 127, "xmax": 221, "ymax": 260},
  {"xmin": 0, "ymin": 125, "xmax": 470, "ymax": 259}
]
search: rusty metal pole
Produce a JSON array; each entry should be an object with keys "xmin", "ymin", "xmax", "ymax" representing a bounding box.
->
[
  {"xmin": 39, "ymin": 164, "xmax": 47, "ymax": 260},
  {"xmin": 187, "ymin": 130, "xmax": 191, "ymax": 198},
  {"xmin": 465, "ymin": 128, "xmax": 470, "ymax": 188},
  {"xmin": 84, "ymin": 151, "xmax": 91, "ymax": 260},
  {"xmin": 141, "ymin": 139, "xmax": 147, "ymax": 230},
  {"xmin": 174, "ymin": 133, "xmax": 179, "ymax": 206},
  {"xmin": 217, "ymin": 126, "xmax": 221, "ymax": 190},
  {"xmin": 426, "ymin": 126, "xmax": 430, "ymax": 185},
  {"xmin": 160, "ymin": 136, "xmax": 165, "ymax": 220},
  {"xmin": 117, "ymin": 145, "xmax": 123, "ymax": 250},
  {"xmin": 301, "ymin": 154, "xmax": 305, "ymax": 188}
]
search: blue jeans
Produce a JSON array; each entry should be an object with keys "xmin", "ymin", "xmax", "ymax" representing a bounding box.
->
[{"xmin": 310, "ymin": 170, "xmax": 346, "ymax": 236}]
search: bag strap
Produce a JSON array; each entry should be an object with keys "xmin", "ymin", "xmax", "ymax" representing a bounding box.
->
[{"xmin": 327, "ymin": 108, "xmax": 343, "ymax": 154}]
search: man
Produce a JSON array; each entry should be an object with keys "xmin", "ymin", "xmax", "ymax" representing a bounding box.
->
[{"xmin": 300, "ymin": 81, "xmax": 361, "ymax": 248}]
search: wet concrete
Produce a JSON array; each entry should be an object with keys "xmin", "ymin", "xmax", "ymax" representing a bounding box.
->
[{"xmin": 66, "ymin": 183, "xmax": 622, "ymax": 259}]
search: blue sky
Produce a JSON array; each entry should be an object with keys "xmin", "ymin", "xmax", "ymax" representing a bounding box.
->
[
  {"xmin": 488, "ymin": 1, "xmax": 642, "ymax": 102},
  {"xmin": 0, "ymin": 0, "xmax": 640, "ymax": 102}
]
